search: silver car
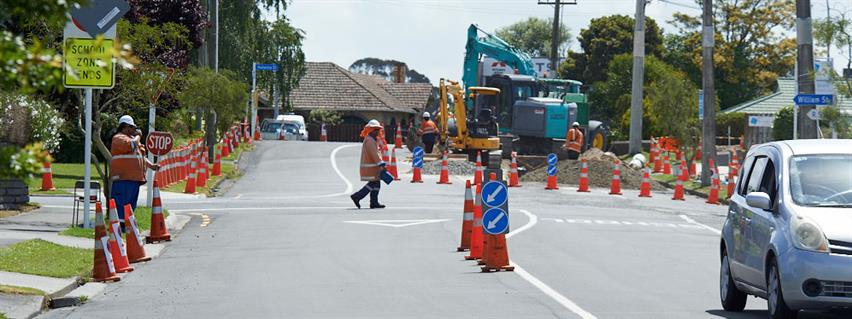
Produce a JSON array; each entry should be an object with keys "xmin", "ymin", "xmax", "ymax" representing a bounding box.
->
[{"xmin": 720, "ymin": 139, "xmax": 852, "ymax": 318}]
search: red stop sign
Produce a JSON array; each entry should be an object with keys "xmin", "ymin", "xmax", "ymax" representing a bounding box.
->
[{"xmin": 146, "ymin": 131, "xmax": 173, "ymax": 156}]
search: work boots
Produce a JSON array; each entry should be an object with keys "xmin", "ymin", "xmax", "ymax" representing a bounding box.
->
[
  {"xmin": 369, "ymin": 190, "xmax": 384, "ymax": 209},
  {"xmin": 350, "ymin": 186, "xmax": 371, "ymax": 209}
]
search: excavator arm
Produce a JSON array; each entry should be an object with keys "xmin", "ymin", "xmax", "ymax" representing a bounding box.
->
[
  {"xmin": 462, "ymin": 24, "xmax": 535, "ymax": 97},
  {"xmin": 437, "ymin": 79, "xmax": 469, "ymax": 149}
]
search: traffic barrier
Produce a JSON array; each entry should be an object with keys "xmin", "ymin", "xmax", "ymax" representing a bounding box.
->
[
  {"xmin": 212, "ymin": 145, "xmax": 222, "ymax": 176},
  {"xmin": 457, "ymin": 180, "xmax": 474, "ymax": 252},
  {"xmin": 437, "ymin": 150, "xmax": 451, "ymax": 184},
  {"xmin": 508, "ymin": 152, "xmax": 521, "ymax": 187},
  {"xmin": 577, "ymin": 158, "xmax": 590, "ymax": 192},
  {"xmin": 183, "ymin": 154, "xmax": 197, "ymax": 194},
  {"xmin": 464, "ymin": 181, "xmax": 484, "ymax": 261},
  {"xmin": 672, "ymin": 160, "xmax": 687, "ymax": 200},
  {"xmin": 638, "ymin": 168, "xmax": 652, "ymax": 197},
  {"xmin": 40, "ymin": 161, "xmax": 56, "ymax": 191},
  {"xmin": 146, "ymin": 180, "xmax": 171, "ymax": 243},
  {"xmin": 662, "ymin": 151, "xmax": 672, "ymax": 175},
  {"xmin": 609, "ymin": 160, "xmax": 623, "ymax": 195},
  {"xmin": 394, "ymin": 123, "xmax": 403, "ymax": 148},
  {"xmin": 107, "ymin": 199, "xmax": 133, "ymax": 273},
  {"xmin": 123, "ymin": 205, "xmax": 151, "ymax": 263},
  {"xmin": 388, "ymin": 148, "xmax": 400, "ymax": 181},
  {"xmin": 473, "ymin": 151, "xmax": 483, "ymax": 185},
  {"xmin": 92, "ymin": 202, "xmax": 120, "ymax": 282},
  {"xmin": 706, "ymin": 159, "xmax": 721, "ymax": 205}
]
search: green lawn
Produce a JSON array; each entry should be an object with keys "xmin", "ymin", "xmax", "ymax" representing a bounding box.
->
[
  {"xmin": 651, "ymin": 174, "xmax": 730, "ymax": 200},
  {"xmin": 27, "ymin": 163, "xmax": 98, "ymax": 195},
  {"xmin": 0, "ymin": 285, "xmax": 45, "ymax": 296},
  {"xmin": 0, "ymin": 239, "xmax": 92, "ymax": 279},
  {"xmin": 59, "ymin": 207, "xmax": 169, "ymax": 239}
]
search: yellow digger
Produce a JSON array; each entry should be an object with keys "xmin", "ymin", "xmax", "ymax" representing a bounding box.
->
[{"xmin": 436, "ymin": 79, "xmax": 501, "ymax": 166}]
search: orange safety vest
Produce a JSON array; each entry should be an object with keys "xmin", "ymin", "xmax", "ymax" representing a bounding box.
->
[
  {"xmin": 565, "ymin": 128, "xmax": 584, "ymax": 153},
  {"xmin": 419, "ymin": 120, "xmax": 437, "ymax": 135},
  {"xmin": 359, "ymin": 135, "xmax": 384, "ymax": 181},
  {"xmin": 110, "ymin": 133, "xmax": 147, "ymax": 182}
]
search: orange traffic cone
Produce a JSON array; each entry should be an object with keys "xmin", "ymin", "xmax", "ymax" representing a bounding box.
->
[
  {"xmin": 123, "ymin": 205, "xmax": 151, "ymax": 263},
  {"xmin": 478, "ymin": 173, "xmax": 497, "ymax": 266},
  {"xmin": 437, "ymin": 150, "xmax": 451, "ymax": 184},
  {"xmin": 457, "ymin": 180, "xmax": 474, "ymax": 252},
  {"xmin": 381, "ymin": 146, "xmax": 389, "ymax": 164},
  {"xmin": 706, "ymin": 159, "xmax": 721, "ymax": 205},
  {"xmin": 639, "ymin": 168, "xmax": 652, "ymax": 197},
  {"xmin": 183, "ymin": 155, "xmax": 197, "ymax": 194},
  {"xmin": 389, "ymin": 149, "xmax": 400, "ymax": 181},
  {"xmin": 481, "ymin": 175, "xmax": 512, "ymax": 272},
  {"xmin": 254, "ymin": 126, "xmax": 261, "ymax": 141},
  {"xmin": 196, "ymin": 149, "xmax": 208, "ymax": 188},
  {"xmin": 662, "ymin": 151, "xmax": 672, "ymax": 175},
  {"xmin": 648, "ymin": 139, "xmax": 657, "ymax": 168},
  {"xmin": 221, "ymin": 137, "xmax": 230, "ymax": 158},
  {"xmin": 320, "ymin": 123, "xmax": 328, "ymax": 141},
  {"xmin": 609, "ymin": 160, "xmax": 623, "ymax": 195},
  {"xmin": 394, "ymin": 123, "xmax": 403, "ymax": 148},
  {"xmin": 278, "ymin": 127, "xmax": 286, "ymax": 140},
  {"xmin": 474, "ymin": 151, "xmax": 483, "ymax": 185},
  {"xmin": 410, "ymin": 166, "xmax": 423, "ymax": 183},
  {"xmin": 653, "ymin": 147, "xmax": 663, "ymax": 173},
  {"xmin": 508, "ymin": 152, "xmax": 521, "ymax": 187},
  {"xmin": 212, "ymin": 146, "xmax": 222, "ymax": 176},
  {"xmin": 106, "ymin": 199, "xmax": 133, "ymax": 273},
  {"xmin": 92, "ymin": 202, "xmax": 120, "ymax": 282},
  {"xmin": 577, "ymin": 158, "xmax": 590, "ymax": 192},
  {"xmin": 465, "ymin": 181, "xmax": 484, "ymax": 261},
  {"xmin": 146, "ymin": 180, "xmax": 171, "ymax": 243},
  {"xmin": 689, "ymin": 159, "xmax": 697, "ymax": 179},
  {"xmin": 40, "ymin": 161, "xmax": 56, "ymax": 191},
  {"xmin": 545, "ymin": 156, "xmax": 558, "ymax": 190},
  {"xmin": 726, "ymin": 164, "xmax": 738, "ymax": 200},
  {"xmin": 673, "ymin": 161, "xmax": 687, "ymax": 201}
]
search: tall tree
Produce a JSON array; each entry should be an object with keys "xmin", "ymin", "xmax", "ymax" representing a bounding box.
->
[
  {"xmin": 126, "ymin": 0, "xmax": 209, "ymax": 69},
  {"xmin": 495, "ymin": 17, "xmax": 571, "ymax": 57}
]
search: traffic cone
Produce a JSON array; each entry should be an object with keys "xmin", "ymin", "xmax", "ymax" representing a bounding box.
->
[
  {"xmin": 92, "ymin": 202, "xmax": 119, "ymax": 282},
  {"xmin": 481, "ymin": 228, "xmax": 513, "ymax": 272},
  {"xmin": 478, "ymin": 173, "xmax": 496, "ymax": 266},
  {"xmin": 508, "ymin": 152, "xmax": 521, "ymax": 187},
  {"xmin": 183, "ymin": 155, "xmax": 197, "ymax": 194},
  {"xmin": 278, "ymin": 127, "xmax": 286, "ymax": 140},
  {"xmin": 123, "ymin": 205, "xmax": 151, "ymax": 263},
  {"xmin": 474, "ymin": 151, "xmax": 483, "ymax": 185},
  {"xmin": 545, "ymin": 156, "xmax": 558, "ymax": 190},
  {"xmin": 320, "ymin": 123, "xmax": 328, "ymax": 142},
  {"xmin": 663, "ymin": 151, "xmax": 672, "ymax": 175},
  {"xmin": 40, "ymin": 161, "xmax": 56, "ymax": 191},
  {"xmin": 457, "ymin": 180, "xmax": 474, "ymax": 252},
  {"xmin": 672, "ymin": 160, "xmax": 687, "ymax": 201},
  {"xmin": 389, "ymin": 148, "xmax": 400, "ymax": 181},
  {"xmin": 106, "ymin": 199, "xmax": 133, "ymax": 273},
  {"xmin": 465, "ymin": 181, "xmax": 484, "ymax": 261},
  {"xmin": 382, "ymin": 147, "xmax": 390, "ymax": 164},
  {"xmin": 648, "ymin": 139, "xmax": 657, "ymax": 167},
  {"xmin": 706, "ymin": 159, "xmax": 721, "ymax": 205},
  {"xmin": 689, "ymin": 158, "xmax": 697, "ymax": 179},
  {"xmin": 146, "ymin": 180, "xmax": 171, "ymax": 243},
  {"xmin": 609, "ymin": 160, "xmax": 623, "ymax": 195},
  {"xmin": 639, "ymin": 168, "xmax": 652, "ymax": 197},
  {"xmin": 394, "ymin": 123, "xmax": 403, "ymax": 148},
  {"xmin": 726, "ymin": 155, "xmax": 738, "ymax": 200},
  {"xmin": 212, "ymin": 146, "xmax": 222, "ymax": 176},
  {"xmin": 222, "ymin": 137, "xmax": 230, "ymax": 158},
  {"xmin": 254, "ymin": 125, "xmax": 261, "ymax": 141},
  {"xmin": 577, "ymin": 158, "xmax": 590, "ymax": 192},
  {"xmin": 196, "ymin": 151, "xmax": 207, "ymax": 188},
  {"xmin": 653, "ymin": 148, "xmax": 663, "ymax": 173},
  {"xmin": 437, "ymin": 150, "xmax": 451, "ymax": 184}
]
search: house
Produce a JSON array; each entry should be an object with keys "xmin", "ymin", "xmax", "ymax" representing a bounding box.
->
[
  {"xmin": 262, "ymin": 62, "xmax": 433, "ymax": 141},
  {"xmin": 724, "ymin": 77, "xmax": 852, "ymax": 144}
]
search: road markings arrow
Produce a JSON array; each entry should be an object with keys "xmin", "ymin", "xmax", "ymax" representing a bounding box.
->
[
  {"xmin": 486, "ymin": 184, "xmax": 504, "ymax": 203},
  {"xmin": 487, "ymin": 212, "xmax": 506, "ymax": 229}
]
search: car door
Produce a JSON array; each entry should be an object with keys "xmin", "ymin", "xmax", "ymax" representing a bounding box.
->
[
  {"xmin": 745, "ymin": 151, "xmax": 779, "ymax": 290},
  {"xmin": 739, "ymin": 154, "xmax": 769, "ymax": 286},
  {"xmin": 728, "ymin": 154, "xmax": 756, "ymax": 279}
]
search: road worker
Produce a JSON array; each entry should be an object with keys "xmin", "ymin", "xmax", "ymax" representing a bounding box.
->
[
  {"xmin": 350, "ymin": 120, "xmax": 386, "ymax": 209},
  {"xmin": 417, "ymin": 112, "xmax": 438, "ymax": 154},
  {"xmin": 562, "ymin": 121, "xmax": 584, "ymax": 160},
  {"xmin": 109, "ymin": 115, "xmax": 159, "ymax": 228}
]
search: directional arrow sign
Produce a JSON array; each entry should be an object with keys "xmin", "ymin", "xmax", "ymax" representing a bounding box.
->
[
  {"xmin": 483, "ymin": 208, "xmax": 509, "ymax": 235},
  {"xmin": 807, "ymin": 109, "xmax": 821, "ymax": 120},
  {"xmin": 482, "ymin": 181, "xmax": 507, "ymax": 207},
  {"xmin": 412, "ymin": 157, "xmax": 423, "ymax": 168},
  {"xmin": 547, "ymin": 165, "xmax": 557, "ymax": 176},
  {"xmin": 413, "ymin": 147, "xmax": 424, "ymax": 158},
  {"xmin": 70, "ymin": 0, "xmax": 130, "ymax": 38},
  {"xmin": 794, "ymin": 94, "xmax": 834, "ymax": 106},
  {"xmin": 547, "ymin": 153, "xmax": 558, "ymax": 166}
]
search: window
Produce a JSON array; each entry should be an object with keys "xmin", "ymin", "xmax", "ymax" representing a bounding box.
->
[
  {"xmin": 745, "ymin": 156, "xmax": 768, "ymax": 195},
  {"xmin": 738, "ymin": 156, "xmax": 755, "ymax": 196},
  {"xmin": 758, "ymin": 159, "xmax": 777, "ymax": 205}
]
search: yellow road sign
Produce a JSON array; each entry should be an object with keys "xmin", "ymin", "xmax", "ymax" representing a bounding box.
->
[{"xmin": 64, "ymin": 38, "xmax": 115, "ymax": 88}]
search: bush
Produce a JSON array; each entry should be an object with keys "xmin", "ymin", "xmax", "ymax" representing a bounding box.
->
[
  {"xmin": 716, "ymin": 112, "xmax": 746, "ymax": 138},
  {"xmin": 772, "ymin": 106, "xmax": 794, "ymax": 141},
  {"xmin": 0, "ymin": 92, "xmax": 63, "ymax": 152}
]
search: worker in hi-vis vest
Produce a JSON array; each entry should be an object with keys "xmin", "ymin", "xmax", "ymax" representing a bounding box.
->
[
  {"xmin": 110, "ymin": 115, "xmax": 159, "ymax": 229},
  {"xmin": 562, "ymin": 122, "xmax": 584, "ymax": 160},
  {"xmin": 350, "ymin": 120, "xmax": 386, "ymax": 209},
  {"xmin": 417, "ymin": 112, "xmax": 438, "ymax": 154}
]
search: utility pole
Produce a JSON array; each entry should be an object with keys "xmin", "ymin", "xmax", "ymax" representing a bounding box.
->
[
  {"xmin": 701, "ymin": 0, "xmax": 717, "ymax": 186},
  {"xmin": 796, "ymin": 0, "xmax": 817, "ymax": 139},
  {"xmin": 628, "ymin": 0, "xmax": 647, "ymax": 155},
  {"xmin": 538, "ymin": 0, "xmax": 576, "ymax": 78}
]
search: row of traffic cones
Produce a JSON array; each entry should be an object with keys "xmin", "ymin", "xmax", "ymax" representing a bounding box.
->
[{"xmin": 457, "ymin": 174, "xmax": 514, "ymax": 272}]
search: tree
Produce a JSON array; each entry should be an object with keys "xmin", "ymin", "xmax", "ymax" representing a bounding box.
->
[
  {"xmin": 177, "ymin": 67, "xmax": 249, "ymax": 143},
  {"xmin": 349, "ymin": 58, "xmax": 431, "ymax": 84},
  {"xmin": 308, "ymin": 109, "xmax": 343, "ymax": 126},
  {"xmin": 495, "ymin": 17, "xmax": 571, "ymax": 57},
  {"xmin": 820, "ymin": 106, "xmax": 851, "ymax": 138},
  {"xmin": 558, "ymin": 15, "xmax": 664, "ymax": 84},
  {"xmin": 772, "ymin": 106, "xmax": 794, "ymax": 141},
  {"xmin": 263, "ymin": 18, "xmax": 306, "ymax": 111},
  {"xmin": 126, "ymin": 0, "xmax": 209, "ymax": 69},
  {"xmin": 814, "ymin": 11, "xmax": 852, "ymax": 97}
]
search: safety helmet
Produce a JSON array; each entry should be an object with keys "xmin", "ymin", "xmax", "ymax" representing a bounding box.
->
[
  {"xmin": 366, "ymin": 119, "xmax": 382, "ymax": 128},
  {"xmin": 572, "ymin": 122, "xmax": 580, "ymax": 127},
  {"xmin": 422, "ymin": 112, "xmax": 430, "ymax": 118},
  {"xmin": 119, "ymin": 115, "xmax": 136, "ymax": 127}
]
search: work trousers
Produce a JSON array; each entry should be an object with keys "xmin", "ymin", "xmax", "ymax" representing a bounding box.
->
[{"xmin": 352, "ymin": 181, "xmax": 381, "ymax": 206}]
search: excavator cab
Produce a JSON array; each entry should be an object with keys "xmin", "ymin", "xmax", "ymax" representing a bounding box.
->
[{"xmin": 467, "ymin": 87, "xmax": 500, "ymax": 138}]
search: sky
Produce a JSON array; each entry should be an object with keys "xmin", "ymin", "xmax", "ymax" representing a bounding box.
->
[{"xmin": 285, "ymin": 0, "xmax": 851, "ymax": 85}]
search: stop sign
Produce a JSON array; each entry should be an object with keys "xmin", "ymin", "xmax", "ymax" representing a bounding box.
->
[{"xmin": 146, "ymin": 131, "xmax": 173, "ymax": 156}]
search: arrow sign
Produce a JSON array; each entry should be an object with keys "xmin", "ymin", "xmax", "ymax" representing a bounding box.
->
[
  {"xmin": 547, "ymin": 153, "xmax": 558, "ymax": 166},
  {"xmin": 482, "ymin": 208, "xmax": 509, "ymax": 235},
  {"xmin": 413, "ymin": 147, "xmax": 424, "ymax": 158},
  {"xmin": 794, "ymin": 94, "xmax": 834, "ymax": 105},
  {"xmin": 413, "ymin": 157, "xmax": 423, "ymax": 168},
  {"xmin": 807, "ymin": 109, "xmax": 821, "ymax": 120},
  {"xmin": 481, "ymin": 181, "xmax": 508, "ymax": 207},
  {"xmin": 547, "ymin": 165, "xmax": 557, "ymax": 176},
  {"xmin": 70, "ymin": 0, "xmax": 130, "ymax": 38}
]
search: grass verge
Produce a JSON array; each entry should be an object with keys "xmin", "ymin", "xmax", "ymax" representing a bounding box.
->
[
  {"xmin": 0, "ymin": 285, "xmax": 45, "ymax": 296},
  {"xmin": 162, "ymin": 158, "xmax": 240, "ymax": 196},
  {"xmin": 26, "ymin": 163, "xmax": 99, "ymax": 195},
  {"xmin": 651, "ymin": 174, "xmax": 729, "ymax": 199},
  {"xmin": 0, "ymin": 202, "xmax": 40, "ymax": 218},
  {"xmin": 0, "ymin": 239, "xmax": 92, "ymax": 279},
  {"xmin": 59, "ymin": 207, "xmax": 169, "ymax": 239}
]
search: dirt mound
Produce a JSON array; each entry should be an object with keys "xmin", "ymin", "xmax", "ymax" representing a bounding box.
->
[
  {"xmin": 422, "ymin": 159, "xmax": 475, "ymax": 176},
  {"xmin": 520, "ymin": 154, "xmax": 664, "ymax": 190}
]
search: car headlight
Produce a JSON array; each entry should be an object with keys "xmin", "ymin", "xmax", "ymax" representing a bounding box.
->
[{"xmin": 791, "ymin": 215, "xmax": 829, "ymax": 253}]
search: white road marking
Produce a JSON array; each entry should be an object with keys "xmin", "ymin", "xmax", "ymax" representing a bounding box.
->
[
  {"xmin": 343, "ymin": 219, "xmax": 450, "ymax": 228},
  {"xmin": 679, "ymin": 215, "xmax": 723, "ymax": 235},
  {"xmin": 327, "ymin": 144, "xmax": 359, "ymax": 197},
  {"xmin": 508, "ymin": 209, "xmax": 598, "ymax": 319},
  {"xmin": 234, "ymin": 194, "xmax": 243, "ymax": 199},
  {"xmin": 540, "ymin": 217, "xmax": 706, "ymax": 230},
  {"xmin": 168, "ymin": 206, "xmax": 458, "ymax": 213}
]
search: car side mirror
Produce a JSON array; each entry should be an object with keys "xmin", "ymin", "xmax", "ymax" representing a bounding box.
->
[{"xmin": 746, "ymin": 192, "xmax": 772, "ymax": 210}]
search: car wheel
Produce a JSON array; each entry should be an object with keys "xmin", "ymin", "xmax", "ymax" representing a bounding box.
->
[
  {"xmin": 720, "ymin": 253, "xmax": 747, "ymax": 311},
  {"xmin": 767, "ymin": 260, "xmax": 798, "ymax": 319}
]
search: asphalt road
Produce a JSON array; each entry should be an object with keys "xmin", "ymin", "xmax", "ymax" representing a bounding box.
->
[{"xmin": 41, "ymin": 141, "xmax": 843, "ymax": 318}]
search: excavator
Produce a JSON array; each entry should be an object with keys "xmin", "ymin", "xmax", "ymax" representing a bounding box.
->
[{"xmin": 435, "ymin": 79, "xmax": 501, "ymax": 167}]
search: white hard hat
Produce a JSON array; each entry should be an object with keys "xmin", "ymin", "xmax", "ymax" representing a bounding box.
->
[
  {"xmin": 366, "ymin": 119, "xmax": 382, "ymax": 128},
  {"xmin": 119, "ymin": 115, "xmax": 136, "ymax": 127},
  {"xmin": 572, "ymin": 122, "xmax": 580, "ymax": 127},
  {"xmin": 423, "ymin": 112, "xmax": 430, "ymax": 118}
]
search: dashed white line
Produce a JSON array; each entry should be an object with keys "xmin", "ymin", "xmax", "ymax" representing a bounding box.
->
[{"xmin": 679, "ymin": 215, "xmax": 723, "ymax": 235}]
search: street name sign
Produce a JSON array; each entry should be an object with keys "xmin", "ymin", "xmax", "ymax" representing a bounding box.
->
[
  {"xmin": 69, "ymin": 0, "xmax": 130, "ymax": 38},
  {"xmin": 255, "ymin": 64, "xmax": 278, "ymax": 72},
  {"xmin": 793, "ymin": 94, "xmax": 834, "ymax": 106},
  {"xmin": 146, "ymin": 131, "xmax": 173, "ymax": 156}
]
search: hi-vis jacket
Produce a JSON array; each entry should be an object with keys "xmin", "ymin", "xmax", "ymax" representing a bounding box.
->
[
  {"xmin": 565, "ymin": 128, "xmax": 584, "ymax": 153},
  {"xmin": 110, "ymin": 133, "xmax": 147, "ymax": 182},
  {"xmin": 360, "ymin": 135, "xmax": 385, "ymax": 181},
  {"xmin": 418, "ymin": 120, "xmax": 438, "ymax": 135}
]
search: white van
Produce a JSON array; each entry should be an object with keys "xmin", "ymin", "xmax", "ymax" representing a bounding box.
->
[{"xmin": 260, "ymin": 114, "xmax": 309, "ymax": 141}]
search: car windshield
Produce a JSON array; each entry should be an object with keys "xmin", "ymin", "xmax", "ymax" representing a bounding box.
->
[
  {"xmin": 789, "ymin": 154, "xmax": 852, "ymax": 207},
  {"xmin": 263, "ymin": 122, "xmax": 282, "ymax": 132},
  {"xmin": 283, "ymin": 123, "xmax": 299, "ymax": 133}
]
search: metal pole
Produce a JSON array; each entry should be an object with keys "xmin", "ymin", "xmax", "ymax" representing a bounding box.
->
[
  {"xmin": 213, "ymin": 0, "xmax": 218, "ymax": 72},
  {"xmin": 628, "ymin": 0, "xmax": 647, "ymax": 155},
  {"xmin": 794, "ymin": 62, "xmax": 799, "ymax": 139},
  {"xmin": 701, "ymin": 0, "xmax": 717, "ymax": 186},
  {"xmin": 83, "ymin": 88, "xmax": 93, "ymax": 228},
  {"xmin": 146, "ymin": 102, "xmax": 155, "ymax": 207},
  {"xmin": 796, "ymin": 0, "xmax": 817, "ymax": 139},
  {"xmin": 251, "ymin": 63, "xmax": 257, "ymax": 138},
  {"xmin": 550, "ymin": 0, "xmax": 561, "ymax": 78}
]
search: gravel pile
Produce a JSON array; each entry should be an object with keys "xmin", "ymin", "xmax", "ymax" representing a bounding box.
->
[
  {"xmin": 421, "ymin": 159, "xmax": 476, "ymax": 176},
  {"xmin": 521, "ymin": 150, "xmax": 665, "ymax": 190}
]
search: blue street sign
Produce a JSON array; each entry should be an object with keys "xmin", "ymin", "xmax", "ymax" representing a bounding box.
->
[
  {"xmin": 413, "ymin": 147, "xmax": 424, "ymax": 158},
  {"xmin": 412, "ymin": 157, "xmax": 423, "ymax": 168},
  {"xmin": 547, "ymin": 165, "xmax": 557, "ymax": 176},
  {"xmin": 255, "ymin": 63, "xmax": 278, "ymax": 72},
  {"xmin": 794, "ymin": 94, "xmax": 834, "ymax": 105},
  {"xmin": 698, "ymin": 89, "xmax": 704, "ymax": 120},
  {"xmin": 481, "ymin": 181, "xmax": 508, "ymax": 208},
  {"xmin": 482, "ymin": 207, "xmax": 509, "ymax": 235},
  {"xmin": 547, "ymin": 153, "xmax": 558, "ymax": 166}
]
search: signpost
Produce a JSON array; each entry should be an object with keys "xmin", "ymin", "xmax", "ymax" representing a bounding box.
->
[
  {"xmin": 806, "ymin": 109, "xmax": 821, "ymax": 121},
  {"xmin": 412, "ymin": 147, "xmax": 424, "ymax": 169},
  {"xmin": 546, "ymin": 153, "xmax": 558, "ymax": 177},
  {"xmin": 251, "ymin": 63, "xmax": 278, "ymax": 138},
  {"xmin": 481, "ymin": 180, "xmax": 509, "ymax": 235},
  {"xmin": 64, "ymin": 0, "xmax": 129, "ymax": 228},
  {"xmin": 146, "ymin": 132, "xmax": 174, "ymax": 156},
  {"xmin": 144, "ymin": 68, "xmax": 175, "ymax": 207}
]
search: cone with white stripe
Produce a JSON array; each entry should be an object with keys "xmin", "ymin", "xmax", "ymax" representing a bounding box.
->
[
  {"xmin": 706, "ymin": 159, "xmax": 721, "ymax": 205},
  {"xmin": 639, "ymin": 168, "xmax": 652, "ymax": 197},
  {"xmin": 183, "ymin": 154, "xmax": 197, "ymax": 194},
  {"xmin": 394, "ymin": 123, "xmax": 403, "ymax": 148},
  {"xmin": 457, "ymin": 180, "xmax": 474, "ymax": 252},
  {"xmin": 92, "ymin": 202, "xmax": 120, "ymax": 282},
  {"xmin": 40, "ymin": 161, "xmax": 56, "ymax": 191},
  {"xmin": 107, "ymin": 199, "xmax": 133, "ymax": 273},
  {"xmin": 609, "ymin": 160, "xmax": 623, "ymax": 195},
  {"xmin": 474, "ymin": 151, "xmax": 483, "ymax": 185},
  {"xmin": 437, "ymin": 150, "xmax": 451, "ymax": 184},
  {"xmin": 577, "ymin": 158, "xmax": 590, "ymax": 192},
  {"xmin": 147, "ymin": 180, "xmax": 171, "ymax": 243},
  {"xmin": 389, "ymin": 148, "xmax": 400, "ymax": 180},
  {"xmin": 123, "ymin": 204, "xmax": 151, "ymax": 263},
  {"xmin": 672, "ymin": 160, "xmax": 686, "ymax": 201},
  {"xmin": 508, "ymin": 152, "xmax": 521, "ymax": 187},
  {"xmin": 465, "ymin": 181, "xmax": 483, "ymax": 260}
]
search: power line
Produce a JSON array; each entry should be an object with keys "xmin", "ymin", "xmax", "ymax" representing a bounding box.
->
[{"xmin": 657, "ymin": 0, "xmax": 701, "ymax": 10}]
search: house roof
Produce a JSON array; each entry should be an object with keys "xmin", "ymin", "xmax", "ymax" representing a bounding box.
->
[
  {"xmin": 724, "ymin": 78, "xmax": 852, "ymax": 115},
  {"xmin": 289, "ymin": 62, "xmax": 431, "ymax": 114}
]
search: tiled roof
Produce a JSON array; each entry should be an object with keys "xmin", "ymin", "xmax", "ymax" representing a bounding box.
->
[
  {"xmin": 725, "ymin": 78, "xmax": 852, "ymax": 115},
  {"xmin": 289, "ymin": 62, "xmax": 431, "ymax": 114}
]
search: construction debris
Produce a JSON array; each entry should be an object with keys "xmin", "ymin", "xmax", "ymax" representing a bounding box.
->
[
  {"xmin": 521, "ymin": 150, "xmax": 665, "ymax": 190},
  {"xmin": 422, "ymin": 159, "xmax": 476, "ymax": 176}
]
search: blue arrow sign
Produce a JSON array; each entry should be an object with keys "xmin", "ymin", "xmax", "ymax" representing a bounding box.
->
[
  {"xmin": 255, "ymin": 63, "xmax": 278, "ymax": 72},
  {"xmin": 547, "ymin": 165, "xmax": 557, "ymax": 176},
  {"xmin": 413, "ymin": 147, "xmax": 424, "ymax": 158},
  {"xmin": 413, "ymin": 157, "xmax": 423, "ymax": 168},
  {"xmin": 547, "ymin": 153, "xmax": 558, "ymax": 166},
  {"xmin": 794, "ymin": 94, "xmax": 833, "ymax": 105},
  {"xmin": 482, "ymin": 207, "xmax": 509, "ymax": 235},
  {"xmin": 481, "ymin": 181, "xmax": 507, "ymax": 208}
]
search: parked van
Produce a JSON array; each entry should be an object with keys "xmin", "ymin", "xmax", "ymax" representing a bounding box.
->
[{"xmin": 260, "ymin": 114, "xmax": 308, "ymax": 141}]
